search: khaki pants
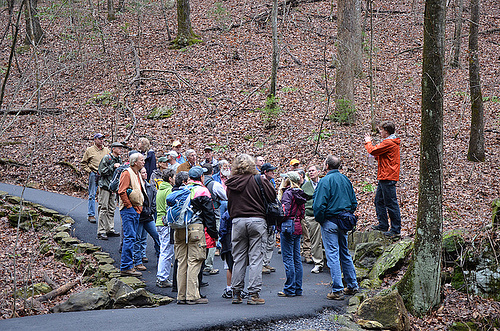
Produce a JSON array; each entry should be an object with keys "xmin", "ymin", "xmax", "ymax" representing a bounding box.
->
[
  {"xmin": 305, "ymin": 215, "xmax": 324, "ymax": 267},
  {"xmin": 174, "ymin": 223, "xmax": 206, "ymax": 301},
  {"xmin": 300, "ymin": 217, "xmax": 311, "ymax": 258},
  {"xmin": 97, "ymin": 188, "xmax": 116, "ymax": 234}
]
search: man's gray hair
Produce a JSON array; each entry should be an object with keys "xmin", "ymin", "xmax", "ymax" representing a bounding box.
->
[
  {"xmin": 325, "ymin": 155, "xmax": 341, "ymax": 170},
  {"xmin": 185, "ymin": 149, "xmax": 196, "ymax": 157},
  {"xmin": 129, "ymin": 152, "xmax": 142, "ymax": 166},
  {"xmin": 219, "ymin": 159, "xmax": 229, "ymax": 167}
]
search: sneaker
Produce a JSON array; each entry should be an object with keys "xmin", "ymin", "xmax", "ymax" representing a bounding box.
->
[
  {"xmin": 120, "ymin": 268, "xmax": 142, "ymax": 277},
  {"xmin": 311, "ymin": 265, "xmax": 323, "ymax": 274},
  {"xmin": 247, "ymin": 293, "xmax": 265, "ymax": 305},
  {"xmin": 263, "ymin": 264, "xmax": 276, "ymax": 272},
  {"xmin": 384, "ymin": 231, "xmax": 401, "ymax": 239},
  {"xmin": 88, "ymin": 216, "xmax": 96, "ymax": 223},
  {"xmin": 135, "ymin": 264, "xmax": 147, "ymax": 271},
  {"xmin": 344, "ymin": 287, "xmax": 359, "ymax": 295},
  {"xmin": 106, "ymin": 230, "xmax": 120, "ymax": 237},
  {"xmin": 186, "ymin": 298, "xmax": 208, "ymax": 305},
  {"xmin": 156, "ymin": 279, "xmax": 173, "ymax": 288},
  {"xmin": 232, "ymin": 291, "xmax": 243, "ymax": 304},
  {"xmin": 222, "ymin": 289, "xmax": 233, "ymax": 299},
  {"xmin": 327, "ymin": 291, "xmax": 345, "ymax": 300},
  {"xmin": 262, "ymin": 266, "xmax": 271, "ymax": 274},
  {"xmin": 176, "ymin": 299, "xmax": 187, "ymax": 305},
  {"xmin": 371, "ymin": 224, "xmax": 388, "ymax": 232},
  {"xmin": 97, "ymin": 233, "xmax": 108, "ymax": 240}
]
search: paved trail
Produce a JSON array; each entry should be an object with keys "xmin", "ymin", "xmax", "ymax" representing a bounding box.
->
[{"xmin": 0, "ymin": 183, "xmax": 345, "ymax": 331}]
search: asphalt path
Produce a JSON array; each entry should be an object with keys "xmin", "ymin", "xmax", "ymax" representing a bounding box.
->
[{"xmin": 0, "ymin": 183, "xmax": 346, "ymax": 331}]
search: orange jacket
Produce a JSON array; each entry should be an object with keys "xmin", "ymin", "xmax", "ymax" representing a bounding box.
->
[{"xmin": 365, "ymin": 137, "xmax": 401, "ymax": 181}]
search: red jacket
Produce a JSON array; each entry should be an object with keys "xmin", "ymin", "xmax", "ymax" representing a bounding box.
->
[{"xmin": 365, "ymin": 137, "xmax": 401, "ymax": 181}]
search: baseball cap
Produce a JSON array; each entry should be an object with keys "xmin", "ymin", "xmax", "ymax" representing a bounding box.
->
[
  {"xmin": 167, "ymin": 150, "xmax": 179, "ymax": 158},
  {"xmin": 260, "ymin": 163, "xmax": 277, "ymax": 173},
  {"xmin": 158, "ymin": 156, "xmax": 168, "ymax": 163},
  {"xmin": 290, "ymin": 159, "xmax": 300, "ymax": 166},
  {"xmin": 281, "ymin": 171, "xmax": 301, "ymax": 184},
  {"xmin": 172, "ymin": 140, "xmax": 182, "ymax": 147},
  {"xmin": 188, "ymin": 166, "xmax": 207, "ymax": 179},
  {"xmin": 110, "ymin": 142, "xmax": 124, "ymax": 148}
]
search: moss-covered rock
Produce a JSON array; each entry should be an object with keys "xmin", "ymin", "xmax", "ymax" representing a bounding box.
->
[
  {"xmin": 354, "ymin": 241, "xmax": 385, "ymax": 270},
  {"xmin": 368, "ymin": 239, "xmax": 413, "ymax": 281},
  {"xmin": 37, "ymin": 206, "xmax": 59, "ymax": 216},
  {"xmin": 98, "ymin": 264, "xmax": 120, "ymax": 278},
  {"xmin": 118, "ymin": 276, "xmax": 146, "ymax": 289},
  {"xmin": 15, "ymin": 282, "xmax": 52, "ymax": 298},
  {"xmin": 76, "ymin": 243, "xmax": 101, "ymax": 253},
  {"xmin": 53, "ymin": 231, "xmax": 70, "ymax": 242},
  {"xmin": 52, "ymin": 286, "xmax": 111, "ymax": 312},
  {"xmin": 356, "ymin": 289, "xmax": 410, "ymax": 331}
]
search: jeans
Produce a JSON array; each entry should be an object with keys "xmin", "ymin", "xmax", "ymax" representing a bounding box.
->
[
  {"xmin": 120, "ymin": 207, "xmax": 140, "ymax": 271},
  {"xmin": 87, "ymin": 172, "xmax": 97, "ymax": 217},
  {"xmin": 133, "ymin": 220, "xmax": 160, "ymax": 266},
  {"xmin": 375, "ymin": 180, "xmax": 402, "ymax": 233},
  {"xmin": 280, "ymin": 232, "xmax": 303, "ymax": 296},
  {"xmin": 321, "ymin": 220, "xmax": 358, "ymax": 293},
  {"xmin": 231, "ymin": 217, "xmax": 266, "ymax": 294},
  {"xmin": 157, "ymin": 226, "xmax": 175, "ymax": 281}
]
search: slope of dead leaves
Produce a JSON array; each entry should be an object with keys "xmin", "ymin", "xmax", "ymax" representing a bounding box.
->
[{"xmin": 0, "ymin": 0, "xmax": 499, "ymax": 327}]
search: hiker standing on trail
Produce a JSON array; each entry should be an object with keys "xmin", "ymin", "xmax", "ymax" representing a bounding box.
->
[
  {"xmin": 96, "ymin": 141, "xmax": 124, "ymax": 240},
  {"xmin": 364, "ymin": 120, "xmax": 402, "ymax": 239},
  {"xmin": 226, "ymin": 154, "xmax": 276, "ymax": 305},
  {"xmin": 176, "ymin": 149, "xmax": 197, "ymax": 173},
  {"xmin": 174, "ymin": 166, "xmax": 218, "ymax": 305},
  {"xmin": 81, "ymin": 133, "xmax": 110, "ymax": 224},
  {"xmin": 137, "ymin": 137, "xmax": 156, "ymax": 181},
  {"xmin": 313, "ymin": 155, "xmax": 358, "ymax": 301},
  {"xmin": 118, "ymin": 152, "xmax": 145, "ymax": 277}
]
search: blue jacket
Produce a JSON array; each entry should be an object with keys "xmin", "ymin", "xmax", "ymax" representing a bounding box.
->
[{"xmin": 313, "ymin": 169, "xmax": 357, "ymax": 224}]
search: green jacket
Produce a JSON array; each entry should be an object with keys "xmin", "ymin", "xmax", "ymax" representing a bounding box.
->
[
  {"xmin": 97, "ymin": 153, "xmax": 121, "ymax": 190},
  {"xmin": 156, "ymin": 181, "xmax": 173, "ymax": 226}
]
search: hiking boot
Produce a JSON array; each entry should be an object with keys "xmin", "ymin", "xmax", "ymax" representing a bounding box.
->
[
  {"xmin": 311, "ymin": 265, "xmax": 323, "ymax": 274},
  {"xmin": 106, "ymin": 230, "xmax": 120, "ymax": 237},
  {"xmin": 263, "ymin": 264, "xmax": 276, "ymax": 272},
  {"xmin": 88, "ymin": 216, "xmax": 96, "ymax": 223},
  {"xmin": 344, "ymin": 287, "xmax": 359, "ymax": 295},
  {"xmin": 135, "ymin": 264, "xmax": 146, "ymax": 271},
  {"xmin": 247, "ymin": 293, "xmax": 265, "ymax": 305},
  {"xmin": 186, "ymin": 298, "xmax": 208, "ymax": 305},
  {"xmin": 384, "ymin": 231, "xmax": 401, "ymax": 240},
  {"xmin": 142, "ymin": 257, "xmax": 149, "ymax": 263},
  {"xmin": 232, "ymin": 291, "xmax": 243, "ymax": 304},
  {"xmin": 120, "ymin": 268, "xmax": 142, "ymax": 277},
  {"xmin": 262, "ymin": 266, "xmax": 271, "ymax": 274},
  {"xmin": 156, "ymin": 279, "xmax": 173, "ymax": 288},
  {"xmin": 327, "ymin": 291, "xmax": 345, "ymax": 300},
  {"xmin": 371, "ymin": 224, "xmax": 388, "ymax": 232},
  {"xmin": 222, "ymin": 289, "xmax": 233, "ymax": 299},
  {"xmin": 97, "ymin": 233, "xmax": 108, "ymax": 240}
]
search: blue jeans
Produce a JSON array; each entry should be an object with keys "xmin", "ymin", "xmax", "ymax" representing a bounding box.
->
[
  {"xmin": 280, "ymin": 232, "xmax": 303, "ymax": 296},
  {"xmin": 120, "ymin": 207, "xmax": 140, "ymax": 271},
  {"xmin": 321, "ymin": 220, "xmax": 358, "ymax": 293},
  {"xmin": 375, "ymin": 180, "xmax": 402, "ymax": 233},
  {"xmin": 156, "ymin": 226, "xmax": 175, "ymax": 281},
  {"xmin": 133, "ymin": 220, "xmax": 160, "ymax": 266},
  {"xmin": 87, "ymin": 172, "xmax": 97, "ymax": 217}
]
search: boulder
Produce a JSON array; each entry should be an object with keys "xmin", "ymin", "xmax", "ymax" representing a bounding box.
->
[
  {"xmin": 349, "ymin": 231, "xmax": 388, "ymax": 251},
  {"xmin": 113, "ymin": 288, "xmax": 155, "ymax": 308},
  {"xmin": 354, "ymin": 241, "xmax": 385, "ymax": 270},
  {"xmin": 107, "ymin": 278, "xmax": 134, "ymax": 300},
  {"xmin": 52, "ymin": 286, "xmax": 110, "ymax": 312},
  {"xmin": 356, "ymin": 289, "xmax": 410, "ymax": 331},
  {"xmin": 368, "ymin": 239, "xmax": 413, "ymax": 281},
  {"xmin": 118, "ymin": 276, "xmax": 146, "ymax": 289},
  {"xmin": 53, "ymin": 231, "xmax": 70, "ymax": 242}
]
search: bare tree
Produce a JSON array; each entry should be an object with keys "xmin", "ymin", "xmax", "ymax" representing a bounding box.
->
[
  {"xmin": 450, "ymin": 0, "xmax": 464, "ymax": 68},
  {"xmin": 335, "ymin": 0, "xmax": 362, "ymax": 124},
  {"xmin": 24, "ymin": 0, "xmax": 43, "ymax": 45},
  {"xmin": 467, "ymin": 0, "xmax": 485, "ymax": 162},
  {"xmin": 269, "ymin": 0, "xmax": 279, "ymax": 100},
  {"xmin": 108, "ymin": 0, "xmax": 116, "ymax": 20},
  {"xmin": 171, "ymin": 0, "xmax": 201, "ymax": 48},
  {"xmin": 398, "ymin": 0, "xmax": 446, "ymax": 316}
]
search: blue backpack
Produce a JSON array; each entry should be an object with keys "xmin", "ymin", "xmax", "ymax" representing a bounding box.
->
[{"xmin": 163, "ymin": 185, "xmax": 201, "ymax": 242}]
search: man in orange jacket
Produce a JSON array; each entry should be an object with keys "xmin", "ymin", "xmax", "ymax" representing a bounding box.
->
[{"xmin": 364, "ymin": 121, "xmax": 402, "ymax": 238}]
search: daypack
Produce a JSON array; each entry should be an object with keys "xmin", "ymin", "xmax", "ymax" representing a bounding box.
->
[
  {"xmin": 163, "ymin": 185, "xmax": 201, "ymax": 242},
  {"xmin": 254, "ymin": 175, "xmax": 284, "ymax": 228},
  {"xmin": 204, "ymin": 177, "xmax": 221, "ymax": 209},
  {"xmin": 333, "ymin": 211, "xmax": 358, "ymax": 232},
  {"xmin": 109, "ymin": 163, "xmax": 129, "ymax": 192}
]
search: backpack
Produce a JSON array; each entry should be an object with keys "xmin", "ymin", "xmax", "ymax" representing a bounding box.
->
[
  {"xmin": 204, "ymin": 177, "xmax": 221, "ymax": 209},
  {"xmin": 109, "ymin": 163, "xmax": 129, "ymax": 192},
  {"xmin": 254, "ymin": 175, "xmax": 284, "ymax": 228},
  {"xmin": 163, "ymin": 185, "xmax": 201, "ymax": 242}
]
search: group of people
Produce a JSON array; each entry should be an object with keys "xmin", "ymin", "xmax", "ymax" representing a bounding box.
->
[{"xmin": 80, "ymin": 120, "xmax": 402, "ymax": 305}]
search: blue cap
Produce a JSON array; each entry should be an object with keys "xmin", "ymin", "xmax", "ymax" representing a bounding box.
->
[{"xmin": 188, "ymin": 166, "xmax": 206, "ymax": 179}]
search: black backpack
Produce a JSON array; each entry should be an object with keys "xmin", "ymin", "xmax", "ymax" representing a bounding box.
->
[
  {"xmin": 109, "ymin": 164, "xmax": 129, "ymax": 192},
  {"xmin": 254, "ymin": 175, "xmax": 284, "ymax": 227}
]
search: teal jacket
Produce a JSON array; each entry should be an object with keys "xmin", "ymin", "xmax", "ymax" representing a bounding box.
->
[{"xmin": 313, "ymin": 169, "xmax": 357, "ymax": 224}]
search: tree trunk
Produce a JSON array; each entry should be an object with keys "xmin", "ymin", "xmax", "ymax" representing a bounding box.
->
[
  {"xmin": 108, "ymin": 0, "xmax": 116, "ymax": 20},
  {"xmin": 335, "ymin": 0, "xmax": 362, "ymax": 123},
  {"xmin": 117, "ymin": 0, "xmax": 125, "ymax": 12},
  {"xmin": 467, "ymin": 0, "xmax": 485, "ymax": 162},
  {"xmin": 269, "ymin": 0, "xmax": 279, "ymax": 99},
  {"xmin": 397, "ymin": 0, "xmax": 446, "ymax": 317},
  {"xmin": 171, "ymin": 0, "xmax": 201, "ymax": 48},
  {"xmin": 24, "ymin": 0, "xmax": 43, "ymax": 45},
  {"xmin": 450, "ymin": 0, "xmax": 464, "ymax": 68}
]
